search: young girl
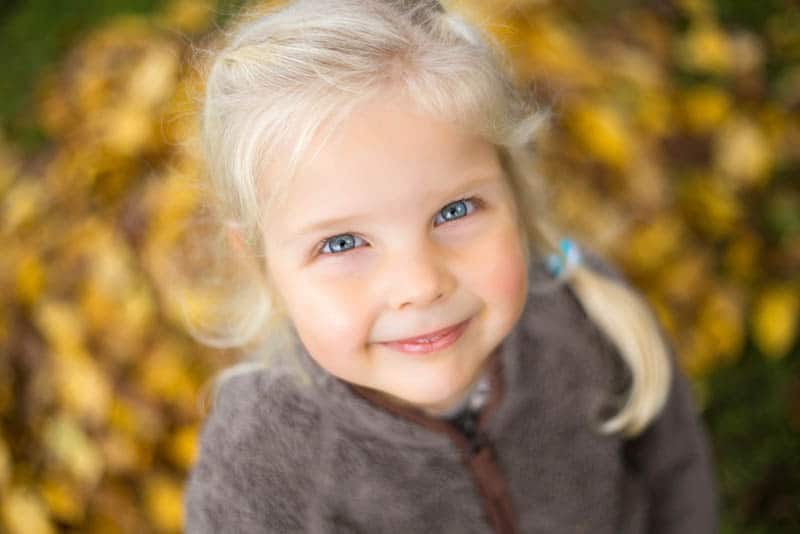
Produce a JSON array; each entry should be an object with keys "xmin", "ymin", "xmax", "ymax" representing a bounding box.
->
[{"xmin": 183, "ymin": 0, "xmax": 718, "ymax": 532}]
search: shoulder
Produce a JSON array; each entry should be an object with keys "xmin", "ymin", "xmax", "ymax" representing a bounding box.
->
[
  {"xmin": 184, "ymin": 365, "xmax": 322, "ymax": 533},
  {"xmin": 212, "ymin": 366, "xmax": 321, "ymax": 451}
]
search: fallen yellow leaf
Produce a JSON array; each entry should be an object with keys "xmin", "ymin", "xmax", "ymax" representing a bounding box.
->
[
  {"xmin": 681, "ymin": 85, "xmax": 731, "ymax": 133},
  {"xmin": 144, "ymin": 474, "xmax": 184, "ymax": 532},
  {"xmin": 43, "ymin": 414, "xmax": 105, "ymax": 487},
  {"xmin": 1, "ymin": 488, "xmax": 55, "ymax": 534},
  {"xmin": 676, "ymin": 21, "xmax": 733, "ymax": 74},
  {"xmin": 40, "ymin": 474, "xmax": 86, "ymax": 524},
  {"xmin": 167, "ymin": 424, "xmax": 199, "ymax": 471},
  {"xmin": 715, "ymin": 115, "xmax": 774, "ymax": 189},
  {"xmin": 568, "ymin": 102, "xmax": 633, "ymax": 169},
  {"xmin": 697, "ymin": 285, "xmax": 745, "ymax": 360},
  {"xmin": 752, "ymin": 284, "xmax": 799, "ymax": 359}
]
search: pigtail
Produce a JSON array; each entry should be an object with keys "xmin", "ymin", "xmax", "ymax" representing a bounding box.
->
[
  {"xmin": 569, "ymin": 265, "xmax": 672, "ymax": 437},
  {"xmin": 539, "ymin": 234, "xmax": 673, "ymax": 438}
]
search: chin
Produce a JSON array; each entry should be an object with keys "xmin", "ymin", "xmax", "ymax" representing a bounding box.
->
[{"xmin": 384, "ymin": 373, "xmax": 472, "ymax": 414}]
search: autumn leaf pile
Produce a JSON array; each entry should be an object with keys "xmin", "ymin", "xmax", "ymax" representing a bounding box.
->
[{"xmin": 0, "ymin": 0, "xmax": 798, "ymax": 532}]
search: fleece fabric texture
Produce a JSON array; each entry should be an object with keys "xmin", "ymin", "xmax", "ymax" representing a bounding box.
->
[{"xmin": 183, "ymin": 249, "xmax": 719, "ymax": 533}]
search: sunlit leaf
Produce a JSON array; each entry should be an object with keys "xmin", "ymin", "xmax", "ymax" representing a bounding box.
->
[
  {"xmin": 681, "ymin": 85, "xmax": 731, "ymax": 133},
  {"xmin": 167, "ymin": 424, "xmax": 199, "ymax": 472},
  {"xmin": 676, "ymin": 21, "xmax": 733, "ymax": 74},
  {"xmin": 100, "ymin": 431, "xmax": 151, "ymax": 475},
  {"xmin": 723, "ymin": 230, "xmax": 763, "ymax": 283},
  {"xmin": 40, "ymin": 474, "xmax": 86, "ymax": 524},
  {"xmin": 696, "ymin": 285, "xmax": 745, "ymax": 361},
  {"xmin": 605, "ymin": 45, "xmax": 665, "ymax": 90},
  {"xmin": 633, "ymin": 88, "xmax": 672, "ymax": 137},
  {"xmin": 657, "ymin": 248, "xmax": 712, "ymax": 307},
  {"xmin": 52, "ymin": 349, "xmax": 112, "ymax": 425},
  {"xmin": 714, "ymin": 115, "xmax": 774, "ymax": 188},
  {"xmin": 108, "ymin": 396, "xmax": 164, "ymax": 444},
  {"xmin": 35, "ymin": 300, "xmax": 86, "ymax": 354},
  {"xmin": 679, "ymin": 173, "xmax": 742, "ymax": 239},
  {"xmin": 621, "ymin": 214, "xmax": 685, "ymax": 275},
  {"xmin": 1, "ymin": 488, "xmax": 56, "ymax": 534},
  {"xmin": 157, "ymin": 0, "xmax": 215, "ymax": 33},
  {"xmin": 2, "ymin": 179, "xmax": 46, "ymax": 235},
  {"xmin": 42, "ymin": 414, "xmax": 105, "ymax": 486},
  {"xmin": 15, "ymin": 253, "xmax": 46, "ymax": 306},
  {"xmin": 98, "ymin": 107, "xmax": 155, "ymax": 157},
  {"xmin": 624, "ymin": 152, "xmax": 670, "ymax": 210},
  {"xmin": 752, "ymin": 284, "xmax": 800, "ymax": 359},
  {"xmin": 567, "ymin": 102, "xmax": 633, "ymax": 169},
  {"xmin": 518, "ymin": 14, "xmax": 600, "ymax": 87},
  {"xmin": 128, "ymin": 49, "xmax": 180, "ymax": 110},
  {"xmin": 144, "ymin": 474, "xmax": 184, "ymax": 532},
  {"xmin": 136, "ymin": 340, "xmax": 196, "ymax": 411}
]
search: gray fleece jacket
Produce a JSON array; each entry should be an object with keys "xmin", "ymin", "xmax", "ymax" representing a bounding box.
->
[{"xmin": 183, "ymin": 250, "xmax": 718, "ymax": 533}]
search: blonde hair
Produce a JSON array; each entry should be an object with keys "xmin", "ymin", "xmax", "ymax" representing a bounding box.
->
[{"xmin": 190, "ymin": 0, "xmax": 671, "ymax": 437}]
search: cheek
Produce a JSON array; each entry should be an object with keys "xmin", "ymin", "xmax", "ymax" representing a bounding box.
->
[
  {"xmin": 279, "ymin": 274, "xmax": 373, "ymax": 363},
  {"xmin": 473, "ymin": 223, "xmax": 528, "ymax": 304}
]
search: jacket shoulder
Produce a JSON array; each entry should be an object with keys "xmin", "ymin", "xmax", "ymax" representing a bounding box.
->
[{"xmin": 184, "ymin": 366, "xmax": 322, "ymax": 533}]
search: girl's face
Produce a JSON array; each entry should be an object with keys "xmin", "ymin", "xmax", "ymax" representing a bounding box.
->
[{"xmin": 262, "ymin": 95, "xmax": 529, "ymax": 415}]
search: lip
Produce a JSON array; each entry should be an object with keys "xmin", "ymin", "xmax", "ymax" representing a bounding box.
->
[{"xmin": 380, "ymin": 318, "xmax": 471, "ymax": 355}]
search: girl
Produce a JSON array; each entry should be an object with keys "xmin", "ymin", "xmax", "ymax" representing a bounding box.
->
[{"xmin": 183, "ymin": 0, "xmax": 718, "ymax": 532}]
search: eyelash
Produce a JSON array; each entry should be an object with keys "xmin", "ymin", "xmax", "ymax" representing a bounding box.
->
[{"xmin": 315, "ymin": 196, "xmax": 484, "ymax": 257}]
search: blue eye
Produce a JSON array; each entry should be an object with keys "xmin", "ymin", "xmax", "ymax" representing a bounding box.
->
[
  {"xmin": 316, "ymin": 197, "xmax": 482, "ymax": 257},
  {"xmin": 319, "ymin": 233, "xmax": 367, "ymax": 255},
  {"xmin": 434, "ymin": 197, "xmax": 479, "ymax": 226}
]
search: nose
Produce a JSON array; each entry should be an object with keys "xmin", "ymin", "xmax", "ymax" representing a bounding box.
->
[{"xmin": 386, "ymin": 241, "xmax": 456, "ymax": 311}]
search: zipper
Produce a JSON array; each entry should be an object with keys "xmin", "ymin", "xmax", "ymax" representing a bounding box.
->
[
  {"xmin": 450, "ymin": 408, "xmax": 484, "ymax": 453},
  {"xmin": 448, "ymin": 408, "xmax": 517, "ymax": 534}
]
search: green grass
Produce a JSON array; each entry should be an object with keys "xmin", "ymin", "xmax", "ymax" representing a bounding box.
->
[{"xmin": 705, "ymin": 342, "xmax": 800, "ymax": 533}]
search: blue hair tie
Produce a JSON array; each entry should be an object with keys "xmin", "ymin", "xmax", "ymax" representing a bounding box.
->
[{"xmin": 545, "ymin": 238, "xmax": 583, "ymax": 279}]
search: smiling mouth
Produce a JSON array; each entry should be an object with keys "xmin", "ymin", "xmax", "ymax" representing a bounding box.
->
[{"xmin": 380, "ymin": 318, "xmax": 471, "ymax": 355}]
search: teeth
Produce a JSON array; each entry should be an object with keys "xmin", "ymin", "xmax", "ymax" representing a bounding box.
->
[{"xmin": 399, "ymin": 324, "xmax": 460, "ymax": 345}]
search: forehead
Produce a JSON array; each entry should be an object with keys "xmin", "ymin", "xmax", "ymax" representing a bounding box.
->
[{"xmin": 267, "ymin": 97, "xmax": 504, "ymax": 226}]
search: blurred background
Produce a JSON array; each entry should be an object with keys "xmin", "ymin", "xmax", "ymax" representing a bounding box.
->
[{"xmin": 0, "ymin": 0, "xmax": 798, "ymax": 532}]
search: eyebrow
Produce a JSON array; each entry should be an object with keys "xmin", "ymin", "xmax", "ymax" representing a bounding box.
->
[{"xmin": 287, "ymin": 174, "xmax": 502, "ymax": 242}]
